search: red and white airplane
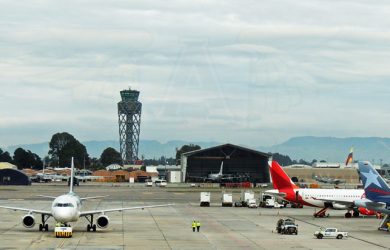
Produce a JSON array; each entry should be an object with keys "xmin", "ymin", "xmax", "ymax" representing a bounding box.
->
[{"xmin": 265, "ymin": 161, "xmax": 377, "ymax": 218}]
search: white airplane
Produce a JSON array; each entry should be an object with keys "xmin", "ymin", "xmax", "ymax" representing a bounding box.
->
[
  {"xmin": 208, "ymin": 161, "xmax": 224, "ymax": 180},
  {"xmin": 265, "ymin": 161, "xmax": 377, "ymax": 218},
  {"xmin": 0, "ymin": 157, "xmax": 173, "ymax": 232}
]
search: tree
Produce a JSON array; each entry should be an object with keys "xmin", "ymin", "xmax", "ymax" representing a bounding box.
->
[
  {"xmin": 100, "ymin": 147, "xmax": 122, "ymax": 166},
  {"xmin": 176, "ymin": 144, "xmax": 201, "ymax": 164},
  {"xmin": 0, "ymin": 148, "xmax": 12, "ymax": 163},
  {"xmin": 89, "ymin": 157, "xmax": 103, "ymax": 171},
  {"xmin": 13, "ymin": 148, "xmax": 43, "ymax": 169},
  {"xmin": 49, "ymin": 132, "xmax": 76, "ymax": 159},
  {"xmin": 272, "ymin": 153, "xmax": 293, "ymax": 166},
  {"xmin": 48, "ymin": 132, "xmax": 89, "ymax": 168}
]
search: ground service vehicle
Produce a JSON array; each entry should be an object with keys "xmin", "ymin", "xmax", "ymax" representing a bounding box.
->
[
  {"xmin": 240, "ymin": 190, "xmax": 255, "ymax": 207},
  {"xmin": 200, "ymin": 192, "xmax": 211, "ymax": 207},
  {"xmin": 314, "ymin": 227, "xmax": 348, "ymax": 239},
  {"xmin": 55, "ymin": 226, "xmax": 72, "ymax": 238},
  {"xmin": 260, "ymin": 193, "xmax": 283, "ymax": 208},
  {"xmin": 222, "ymin": 193, "xmax": 233, "ymax": 207},
  {"xmin": 145, "ymin": 180, "xmax": 153, "ymax": 187},
  {"xmin": 155, "ymin": 179, "xmax": 167, "ymax": 187},
  {"xmin": 247, "ymin": 199, "xmax": 257, "ymax": 208},
  {"xmin": 276, "ymin": 219, "xmax": 298, "ymax": 235},
  {"xmin": 234, "ymin": 201, "xmax": 242, "ymax": 207}
]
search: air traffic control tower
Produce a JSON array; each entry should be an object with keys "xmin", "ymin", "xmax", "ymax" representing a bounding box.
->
[{"xmin": 118, "ymin": 88, "xmax": 142, "ymax": 165}]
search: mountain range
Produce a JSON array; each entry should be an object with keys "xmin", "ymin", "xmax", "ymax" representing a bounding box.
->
[{"xmin": 3, "ymin": 136, "xmax": 390, "ymax": 163}]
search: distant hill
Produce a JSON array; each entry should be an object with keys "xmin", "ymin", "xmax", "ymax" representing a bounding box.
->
[
  {"xmin": 258, "ymin": 136, "xmax": 390, "ymax": 163},
  {"xmin": 4, "ymin": 136, "xmax": 390, "ymax": 163},
  {"xmin": 3, "ymin": 140, "xmax": 220, "ymax": 159}
]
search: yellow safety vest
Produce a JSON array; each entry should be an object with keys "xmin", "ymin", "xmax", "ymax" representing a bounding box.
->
[
  {"xmin": 196, "ymin": 222, "xmax": 201, "ymax": 227},
  {"xmin": 192, "ymin": 222, "xmax": 196, "ymax": 228}
]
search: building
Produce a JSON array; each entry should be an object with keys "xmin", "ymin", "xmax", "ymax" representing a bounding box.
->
[
  {"xmin": 0, "ymin": 169, "xmax": 31, "ymax": 185},
  {"xmin": 181, "ymin": 143, "xmax": 271, "ymax": 183},
  {"xmin": 0, "ymin": 162, "xmax": 17, "ymax": 170}
]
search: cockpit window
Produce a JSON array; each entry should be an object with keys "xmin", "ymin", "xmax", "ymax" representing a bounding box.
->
[{"xmin": 54, "ymin": 203, "xmax": 74, "ymax": 207}]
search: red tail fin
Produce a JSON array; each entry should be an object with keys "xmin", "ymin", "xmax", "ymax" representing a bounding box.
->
[{"xmin": 269, "ymin": 161, "xmax": 298, "ymax": 190}]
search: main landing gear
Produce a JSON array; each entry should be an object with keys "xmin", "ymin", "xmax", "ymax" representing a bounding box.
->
[
  {"xmin": 39, "ymin": 214, "xmax": 50, "ymax": 231},
  {"xmin": 344, "ymin": 211, "xmax": 360, "ymax": 218},
  {"xmin": 85, "ymin": 214, "xmax": 97, "ymax": 232}
]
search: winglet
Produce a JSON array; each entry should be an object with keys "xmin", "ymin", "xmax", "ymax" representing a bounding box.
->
[
  {"xmin": 358, "ymin": 161, "xmax": 390, "ymax": 202},
  {"xmin": 269, "ymin": 161, "xmax": 298, "ymax": 190}
]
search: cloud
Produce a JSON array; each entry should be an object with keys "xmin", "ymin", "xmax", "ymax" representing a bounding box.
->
[{"xmin": 1, "ymin": 0, "xmax": 390, "ymax": 149}]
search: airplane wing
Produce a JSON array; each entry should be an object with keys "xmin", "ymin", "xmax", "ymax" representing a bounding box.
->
[
  {"xmin": 263, "ymin": 189, "xmax": 287, "ymax": 198},
  {"xmin": 79, "ymin": 204, "xmax": 173, "ymax": 217},
  {"xmin": 0, "ymin": 205, "xmax": 52, "ymax": 215},
  {"xmin": 81, "ymin": 195, "xmax": 108, "ymax": 201},
  {"xmin": 36, "ymin": 195, "xmax": 57, "ymax": 199},
  {"xmin": 311, "ymin": 197, "xmax": 354, "ymax": 207}
]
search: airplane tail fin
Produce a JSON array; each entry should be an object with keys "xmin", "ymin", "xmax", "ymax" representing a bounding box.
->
[
  {"xmin": 345, "ymin": 147, "xmax": 353, "ymax": 166},
  {"xmin": 218, "ymin": 161, "xmax": 223, "ymax": 175},
  {"xmin": 358, "ymin": 161, "xmax": 390, "ymax": 202},
  {"xmin": 69, "ymin": 157, "xmax": 74, "ymax": 193},
  {"xmin": 269, "ymin": 161, "xmax": 298, "ymax": 190}
]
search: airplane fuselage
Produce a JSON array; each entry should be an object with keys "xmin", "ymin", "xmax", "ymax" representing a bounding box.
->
[
  {"xmin": 51, "ymin": 193, "xmax": 81, "ymax": 223},
  {"xmin": 273, "ymin": 188, "xmax": 365, "ymax": 209}
]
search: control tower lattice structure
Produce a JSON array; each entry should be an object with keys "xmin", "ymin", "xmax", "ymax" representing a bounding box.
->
[{"xmin": 118, "ymin": 88, "xmax": 142, "ymax": 165}]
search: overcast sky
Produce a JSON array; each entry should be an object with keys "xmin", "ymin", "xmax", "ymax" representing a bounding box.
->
[{"xmin": 1, "ymin": 0, "xmax": 390, "ymax": 148}]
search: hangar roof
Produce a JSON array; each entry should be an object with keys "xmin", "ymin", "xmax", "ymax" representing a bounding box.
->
[
  {"xmin": 182, "ymin": 143, "xmax": 271, "ymax": 158},
  {"xmin": 0, "ymin": 162, "xmax": 17, "ymax": 170}
]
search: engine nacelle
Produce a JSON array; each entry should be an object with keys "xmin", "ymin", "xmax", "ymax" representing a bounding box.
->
[
  {"xmin": 96, "ymin": 215, "xmax": 109, "ymax": 229},
  {"xmin": 358, "ymin": 207, "xmax": 376, "ymax": 216},
  {"xmin": 22, "ymin": 215, "xmax": 35, "ymax": 228}
]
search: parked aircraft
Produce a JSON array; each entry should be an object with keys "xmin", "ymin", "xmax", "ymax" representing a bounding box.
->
[
  {"xmin": 187, "ymin": 161, "xmax": 245, "ymax": 183},
  {"xmin": 312, "ymin": 174, "xmax": 346, "ymax": 185},
  {"xmin": 0, "ymin": 158, "xmax": 172, "ymax": 232},
  {"xmin": 266, "ymin": 161, "xmax": 376, "ymax": 218},
  {"xmin": 207, "ymin": 161, "xmax": 225, "ymax": 181},
  {"xmin": 354, "ymin": 161, "xmax": 390, "ymax": 214}
]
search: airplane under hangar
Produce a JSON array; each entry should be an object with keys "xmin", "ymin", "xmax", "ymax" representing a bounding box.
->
[{"xmin": 181, "ymin": 143, "xmax": 271, "ymax": 184}]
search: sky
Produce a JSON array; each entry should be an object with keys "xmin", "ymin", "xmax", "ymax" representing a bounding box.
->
[{"xmin": 1, "ymin": 0, "xmax": 390, "ymax": 148}]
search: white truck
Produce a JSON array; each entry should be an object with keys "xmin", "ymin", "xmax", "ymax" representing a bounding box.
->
[
  {"xmin": 155, "ymin": 179, "xmax": 167, "ymax": 187},
  {"xmin": 314, "ymin": 227, "xmax": 348, "ymax": 239},
  {"xmin": 222, "ymin": 193, "xmax": 233, "ymax": 207},
  {"xmin": 240, "ymin": 190, "xmax": 255, "ymax": 207},
  {"xmin": 200, "ymin": 192, "xmax": 211, "ymax": 207},
  {"xmin": 145, "ymin": 180, "xmax": 153, "ymax": 187},
  {"xmin": 247, "ymin": 198, "xmax": 257, "ymax": 208},
  {"xmin": 260, "ymin": 193, "xmax": 283, "ymax": 208}
]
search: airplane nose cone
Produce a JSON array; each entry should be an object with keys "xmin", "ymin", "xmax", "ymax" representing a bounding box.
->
[{"xmin": 53, "ymin": 209, "xmax": 74, "ymax": 222}]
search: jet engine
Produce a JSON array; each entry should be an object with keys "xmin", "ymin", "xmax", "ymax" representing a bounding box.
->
[
  {"xmin": 96, "ymin": 215, "xmax": 109, "ymax": 228},
  {"xmin": 22, "ymin": 214, "xmax": 35, "ymax": 228},
  {"xmin": 358, "ymin": 207, "xmax": 376, "ymax": 216}
]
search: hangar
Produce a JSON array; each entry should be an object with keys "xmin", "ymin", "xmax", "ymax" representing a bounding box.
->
[
  {"xmin": 0, "ymin": 168, "xmax": 31, "ymax": 185},
  {"xmin": 181, "ymin": 143, "xmax": 271, "ymax": 183}
]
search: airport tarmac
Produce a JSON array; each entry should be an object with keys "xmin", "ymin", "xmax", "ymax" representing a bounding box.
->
[{"xmin": 1, "ymin": 183, "xmax": 390, "ymax": 249}]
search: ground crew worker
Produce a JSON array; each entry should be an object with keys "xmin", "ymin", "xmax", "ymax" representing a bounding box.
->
[
  {"xmin": 192, "ymin": 220, "xmax": 196, "ymax": 232},
  {"xmin": 387, "ymin": 222, "xmax": 390, "ymax": 231},
  {"xmin": 196, "ymin": 221, "xmax": 201, "ymax": 232}
]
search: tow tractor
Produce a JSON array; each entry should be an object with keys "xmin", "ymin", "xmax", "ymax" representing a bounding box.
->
[{"xmin": 54, "ymin": 224, "xmax": 72, "ymax": 238}]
